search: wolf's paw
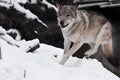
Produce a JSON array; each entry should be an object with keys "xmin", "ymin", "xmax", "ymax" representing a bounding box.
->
[
  {"xmin": 59, "ymin": 55, "xmax": 69, "ymax": 65},
  {"xmin": 85, "ymin": 50, "xmax": 97, "ymax": 58},
  {"xmin": 84, "ymin": 51, "xmax": 93, "ymax": 58}
]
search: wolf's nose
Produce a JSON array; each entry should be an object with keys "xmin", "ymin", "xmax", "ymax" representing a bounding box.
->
[{"xmin": 60, "ymin": 21, "xmax": 64, "ymax": 26}]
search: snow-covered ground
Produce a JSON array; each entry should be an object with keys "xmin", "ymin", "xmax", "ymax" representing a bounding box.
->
[{"xmin": 0, "ymin": 37, "xmax": 120, "ymax": 80}]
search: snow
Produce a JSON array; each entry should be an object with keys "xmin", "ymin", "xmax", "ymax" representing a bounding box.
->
[
  {"xmin": 7, "ymin": 29, "xmax": 21, "ymax": 41},
  {"xmin": 0, "ymin": 0, "xmax": 61, "ymax": 27},
  {"xmin": 0, "ymin": 37, "xmax": 119, "ymax": 80},
  {"xmin": 0, "ymin": 27, "xmax": 39, "ymax": 52},
  {"xmin": 0, "ymin": 0, "xmax": 28, "ymax": 4},
  {"xmin": 41, "ymin": 0, "xmax": 58, "ymax": 12},
  {"xmin": 13, "ymin": 3, "xmax": 47, "ymax": 27},
  {"xmin": 0, "ymin": 26, "xmax": 19, "ymax": 46},
  {"xmin": 34, "ymin": 31, "xmax": 38, "ymax": 34},
  {"xmin": 0, "ymin": 0, "xmax": 47, "ymax": 27},
  {"xmin": 18, "ymin": 39, "xmax": 39, "ymax": 52},
  {"xmin": 0, "ymin": 0, "xmax": 58, "ymax": 12},
  {"xmin": 0, "ymin": 2, "xmax": 12, "ymax": 8},
  {"xmin": 0, "ymin": 26, "xmax": 6, "ymax": 35},
  {"xmin": 30, "ymin": 0, "xmax": 37, "ymax": 4}
]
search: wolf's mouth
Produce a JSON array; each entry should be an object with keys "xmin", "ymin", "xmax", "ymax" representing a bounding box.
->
[{"xmin": 61, "ymin": 23, "xmax": 69, "ymax": 28}]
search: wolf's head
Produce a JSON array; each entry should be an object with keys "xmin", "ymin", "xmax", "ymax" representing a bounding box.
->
[{"xmin": 57, "ymin": 5, "xmax": 78, "ymax": 28}]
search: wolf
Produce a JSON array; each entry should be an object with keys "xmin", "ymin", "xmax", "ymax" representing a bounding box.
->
[{"xmin": 57, "ymin": 5, "xmax": 113, "ymax": 65}]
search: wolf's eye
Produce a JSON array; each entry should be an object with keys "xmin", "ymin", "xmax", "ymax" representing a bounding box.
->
[
  {"xmin": 66, "ymin": 14, "xmax": 70, "ymax": 17},
  {"xmin": 59, "ymin": 14, "xmax": 62, "ymax": 16},
  {"xmin": 58, "ymin": 13, "xmax": 61, "ymax": 16}
]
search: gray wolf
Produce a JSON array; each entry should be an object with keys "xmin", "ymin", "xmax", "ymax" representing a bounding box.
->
[{"xmin": 57, "ymin": 4, "xmax": 113, "ymax": 65}]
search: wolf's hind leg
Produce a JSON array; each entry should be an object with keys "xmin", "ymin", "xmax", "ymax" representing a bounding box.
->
[
  {"xmin": 84, "ymin": 41, "xmax": 101, "ymax": 57},
  {"xmin": 102, "ymin": 39, "xmax": 113, "ymax": 58},
  {"xmin": 84, "ymin": 43, "xmax": 95, "ymax": 57},
  {"xmin": 85, "ymin": 22, "xmax": 111, "ymax": 57},
  {"xmin": 84, "ymin": 30, "xmax": 104, "ymax": 57}
]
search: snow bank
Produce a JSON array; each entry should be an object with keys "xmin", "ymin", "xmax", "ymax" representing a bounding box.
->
[
  {"xmin": 0, "ymin": 26, "xmax": 40, "ymax": 52},
  {"xmin": 41, "ymin": 0, "xmax": 58, "ymax": 12},
  {"xmin": 30, "ymin": 0, "xmax": 37, "ymax": 4},
  {"xmin": 7, "ymin": 29, "xmax": 21, "ymax": 41},
  {"xmin": 0, "ymin": 26, "xmax": 6, "ymax": 35},
  {"xmin": 18, "ymin": 39, "xmax": 40, "ymax": 52},
  {"xmin": 0, "ymin": 38, "xmax": 119, "ymax": 80},
  {"xmin": 13, "ymin": 3, "xmax": 47, "ymax": 27},
  {"xmin": 0, "ymin": 26, "xmax": 19, "ymax": 46},
  {"xmin": 0, "ymin": 2, "xmax": 12, "ymax": 8},
  {"xmin": 0, "ymin": 0, "xmax": 47, "ymax": 27},
  {"xmin": 0, "ymin": 0, "xmax": 28, "ymax": 4}
]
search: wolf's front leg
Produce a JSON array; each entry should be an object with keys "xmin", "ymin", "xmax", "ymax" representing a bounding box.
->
[
  {"xmin": 64, "ymin": 40, "xmax": 71, "ymax": 54},
  {"xmin": 59, "ymin": 42, "xmax": 83, "ymax": 65}
]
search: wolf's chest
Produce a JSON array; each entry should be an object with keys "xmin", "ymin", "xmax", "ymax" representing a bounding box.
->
[
  {"xmin": 62, "ymin": 31, "xmax": 80, "ymax": 43},
  {"xmin": 62, "ymin": 30, "xmax": 96, "ymax": 43}
]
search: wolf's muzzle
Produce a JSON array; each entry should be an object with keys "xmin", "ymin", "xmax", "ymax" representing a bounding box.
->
[
  {"xmin": 60, "ymin": 21, "xmax": 64, "ymax": 26},
  {"xmin": 60, "ymin": 21, "xmax": 68, "ymax": 28}
]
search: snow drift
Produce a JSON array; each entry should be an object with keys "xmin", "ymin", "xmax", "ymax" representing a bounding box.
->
[{"xmin": 0, "ymin": 37, "xmax": 119, "ymax": 80}]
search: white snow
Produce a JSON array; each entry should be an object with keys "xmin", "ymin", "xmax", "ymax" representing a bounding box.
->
[
  {"xmin": 41, "ymin": 0, "xmax": 58, "ymax": 12},
  {"xmin": 0, "ymin": 26, "xmax": 19, "ymax": 46},
  {"xmin": 0, "ymin": 0, "xmax": 47, "ymax": 27},
  {"xmin": 0, "ymin": 0, "xmax": 28, "ymax": 4},
  {"xmin": 30, "ymin": 0, "xmax": 37, "ymax": 4},
  {"xmin": 7, "ymin": 29, "xmax": 21, "ymax": 41},
  {"xmin": 0, "ymin": 0, "xmax": 58, "ymax": 12},
  {"xmin": 0, "ymin": 26, "xmax": 6, "ymax": 35},
  {"xmin": 34, "ymin": 31, "xmax": 38, "ymax": 34},
  {"xmin": 0, "ymin": 37, "xmax": 119, "ymax": 80},
  {"xmin": 18, "ymin": 39, "xmax": 39, "ymax": 52},
  {"xmin": 0, "ymin": 27, "xmax": 39, "ymax": 52},
  {"xmin": 13, "ymin": 3, "xmax": 47, "ymax": 27},
  {"xmin": 0, "ymin": 2, "xmax": 12, "ymax": 8},
  {"xmin": 0, "ymin": 0, "xmax": 60, "ymax": 27}
]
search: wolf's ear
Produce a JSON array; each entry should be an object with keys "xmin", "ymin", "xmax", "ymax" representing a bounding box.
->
[
  {"xmin": 56, "ymin": 3, "xmax": 62, "ymax": 9},
  {"xmin": 71, "ymin": 5, "xmax": 79, "ymax": 11}
]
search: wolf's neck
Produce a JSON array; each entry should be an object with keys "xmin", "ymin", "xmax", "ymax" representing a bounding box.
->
[{"xmin": 78, "ymin": 10, "xmax": 89, "ymax": 29}]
